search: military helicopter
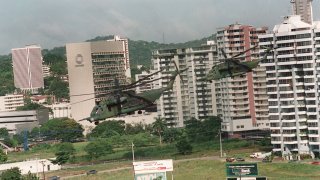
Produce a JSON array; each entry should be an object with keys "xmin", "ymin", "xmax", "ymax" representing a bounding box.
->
[
  {"xmin": 203, "ymin": 45, "xmax": 273, "ymax": 81},
  {"xmin": 81, "ymin": 62, "xmax": 187, "ymax": 125}
]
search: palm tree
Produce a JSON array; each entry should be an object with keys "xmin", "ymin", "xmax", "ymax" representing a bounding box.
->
[{"xmin": 152, "ymin": 116, "xmax": 167, "ymax": 145}]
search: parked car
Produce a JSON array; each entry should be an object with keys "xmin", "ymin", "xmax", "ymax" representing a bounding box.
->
[
  {"xmin": 236, "ymin": 157, "xmax": 245, "ymax": 161},
  {"xmin": 226, "ymin": 157, "xmax": 235, "ymax": 162},
  {"xmin": 87, "ymin": 170, "xmax": 98, "ymax": 175},
  {"xmin": 49, "ymin": 176, "xmax": 60, "ymax": 180}
]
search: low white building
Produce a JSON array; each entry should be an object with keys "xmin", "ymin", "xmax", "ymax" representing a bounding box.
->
[
  {"xmin": 107, "ymin": 111, "xmax": 157, "ymax": 125},
  {"xmin": 0, "ymin": 110, "xmax": 49, "ymax": 134},
  {"xmin": 0, "ymin": 159, "xmax": 61, "ymax": 174},
  {"xmin": 44, "ymin": 103, "xmax": 71, "ymax": 119},
  {"xmin": 0, "ymin": 94, "xmax": 24, "ymax": 112}
]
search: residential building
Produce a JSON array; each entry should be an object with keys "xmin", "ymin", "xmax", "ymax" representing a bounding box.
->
[
  {"xmin": 42, "ymin": 64, "xmax": 51, "ymax": 77},
  {"xmin": 135, "ymin": 70, "xmax": 158, "ymax": 93},
  {"xmin": 45, "ymin": 103, "xmax": 71, "ymax": 119},
  {"xmin": 11, "ymin": 45, "xmax": 44, "ymax": 93},
  {"xmin": 260, "ymin": 15, "xmax": 320, "ymax": 159},
  {"xmin": 215, "ymin": 24, "xmax": 269, "ymax": 137},
  {"xmin": 152, "ymin": 42, "xmax": 217, "ymax": 127},
  {"xmin": 66, "ymin": 36, "xmax": 131, "ymax": 121},
  {"xmin": 0, "ymin": 94, "xmax": 24, "ymax": 112},
  {"xmin": 291, "ymin": 0, "xmax": 313, "ymax": 24}
]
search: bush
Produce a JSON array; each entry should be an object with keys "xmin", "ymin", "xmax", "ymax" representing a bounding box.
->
[
  {"xmin": 32, "ymin": 143, "xmax": 51, "ymax": 151},
  {"xmin": 176, "ymin": 135, "xmax": 192, "ymax": 155},
  {"xmin": 0, "ymin": 167, "xmax": 22, "ymax": 179},
  {"xmin": 85, "ymin": 139, "xmax": 113, "ymax": 159},
  {"xmin": 51, "ymin": 143, "xmax": 75, "ymax": 165},
  {"xmin": 0, "ymin": 149, "xmax": 7, "ymax": 163}
]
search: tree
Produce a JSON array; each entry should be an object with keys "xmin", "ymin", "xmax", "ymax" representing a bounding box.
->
[
  {"xmin": 89, "ymin": 120, "xmax": 126, "ymax": 138},
  {"xmin": 0, "ymin": 167, "xmax": 22, "ymax": 180},
  {"xmin": 163, "ymin": 128, "xmax": 183, "ymax": 143},
  {"xmin": 0, "ymin": 149, "xmax": 8, "ymax": 163},
  {"xmin": 152, "ymin": 116, "xmax": 167, "ymax": 145},
  {"xmin": 39, "ymin": 118, "xmax": 84, "ymax": 142},
  {"xmin": 51, "ymin": 143, "xmax": 75, "ymax": 165},
  {"xmin": 0, "ymin": 128, "xmax": 9, "ymax": 138},
  {"xmin": 84, "ymin": 139, "xmax": 113, "ymax": 159},
  {"xmin": 125, "ymin": 122, "xmax": 145, "ymax": 135},
  {"xmin": 176, "ymin": 134, "xmax": 193, "ymax": 155},
  {"xmin": 185, "ymin": 116, "xmax": 222, "ymax": 142}
]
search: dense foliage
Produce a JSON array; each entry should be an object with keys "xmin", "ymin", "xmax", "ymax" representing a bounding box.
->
[
  {"xmin": 44, "ymin": 76, "xmax": 69, "ymax": 100},
  {"xmin": 0, "ymin": 149, "xmax": 8, "ymax": 163},
  {"xmin": 89, "ymin": 120, "xmax": 126, "ymax": 138},
  {"xmin": 0, "ymin": 55, "xmax": 15, "ymax": 96},
  {"xmin": 33, "ymin": 118, "xmax": 84, "ymax": 142},
  {"xmin": 52, "ymin": 142, "xmax": 75, "ymax": 165},
  {"xmin": 84, "ymin": 139, "xmax": 113, "ymax": 159},
  {"xmin": 0, "ymin": 167, "xmax": 22, "ymax": 180}
]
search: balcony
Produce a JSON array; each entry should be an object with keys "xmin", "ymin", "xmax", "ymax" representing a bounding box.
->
[
  {"xmin": 283, "ymin": 141, "xmax": 298, "ymax": 144},
  {"xmin": 271, "ymin": 141, "xmax": 282, "ymax": 144}
]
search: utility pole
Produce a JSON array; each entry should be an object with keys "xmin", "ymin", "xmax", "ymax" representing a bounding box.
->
[
  {"xmin": 220, "ymin": 129, "xmax": 223, "ymax": 158},
  {"xmin": 39, "ymin": 160, "xmax": 46, "ymax": 180},
  {"xmin": 132, "ymin": 142, "xmax": 135, "ymax": 162}
]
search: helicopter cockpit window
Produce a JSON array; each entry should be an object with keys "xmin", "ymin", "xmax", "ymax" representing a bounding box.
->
[{"xmin": 95, "ymin": 106, "xmax": 102, "ymax": 114}]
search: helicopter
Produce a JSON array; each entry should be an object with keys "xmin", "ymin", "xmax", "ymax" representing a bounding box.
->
[
  {"xmin": 203, "ymin": 45, "xmax": 273, "ymax": 81},
  {"xmin": 81, "ymin": 62, "xmax": 187, "ymax": 125}
]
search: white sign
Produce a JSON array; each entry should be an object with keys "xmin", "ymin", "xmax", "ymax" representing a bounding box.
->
[{"xmin": 133, "ymin": 159, "xmax": 173, "ymax": 174}]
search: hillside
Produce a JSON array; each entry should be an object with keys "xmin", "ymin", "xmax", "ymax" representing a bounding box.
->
[
  {"xmin": 0, "ymin": 34, "xmax": 216, "ymax": 95},
  {"xmin": 88, "ymin": 34, "xmax": 216, "ymax": 66}
]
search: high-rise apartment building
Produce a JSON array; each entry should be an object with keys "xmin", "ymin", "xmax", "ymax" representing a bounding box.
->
[
  {"xmin": 135, "ymin": 70, "xmax": 158, "ymax": 94},
  {"xmin": 66, "ymin": 36, "xmax": 131, "ymax": 121},
  {"xmin": 11, "ymin": 45, "xmax": 44, "ymax": 93},
  {"xmin": 215, "ymin": 24, "xmax": 269, "ymax": 137},
  {"xmin": 291, "ymin": 0, "xmax": 313, "ymax": 24},
  {"xmin": 152, "ymin": 42, "xmax": 217, "ymax": 127},
  {"xmin": 260, "ymin": 15, "xmax": 320, "ymax": 159}
]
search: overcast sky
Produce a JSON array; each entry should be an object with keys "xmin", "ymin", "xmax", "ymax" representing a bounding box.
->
[{"xmin": 1, "ymin": 0, "xmax": 320, "ymax": 55}]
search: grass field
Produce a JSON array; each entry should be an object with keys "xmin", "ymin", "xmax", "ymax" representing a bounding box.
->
[{"xmin": 64, "ymin": 160, "xmax": 320, "ymax": 180}]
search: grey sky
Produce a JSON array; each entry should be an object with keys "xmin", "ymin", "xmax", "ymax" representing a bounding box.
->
[{"xmin": 0, "ymin": 0, "xmax": 320, "ymax": 54}]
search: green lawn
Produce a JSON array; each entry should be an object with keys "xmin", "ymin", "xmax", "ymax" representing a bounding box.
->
[{"xmin": 66, "ymin": 160, "xmax": 320, "ymax": 180}]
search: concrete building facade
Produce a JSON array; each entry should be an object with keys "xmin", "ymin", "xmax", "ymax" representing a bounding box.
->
[
  {"xmin": 260, "ymin": 15, "xmax": 320, "ymax": 158},
  {"xmin": 0, "ymin": 110, "xmax": 49, "ymax": 134},
  {"xmin": 215, "ymin": 24, "xmax": 270, "ymax": 137},
  {"xmin": 66, "ymin": 37, "xmax": 130, "ymax": 121},
  {"xmin": 0, "ymin": 94, "xmax": 24, "ymax": 112},
  {"xmin": 11, "ymin": 45, "xmax": 44, "ymax": 93},
  {"xmin": 152, "ymin": 42, "xmax": 217, "ymax": 127},
  {"xmin": 291, "ymin": 0, "xmax": 313, "ymax": 24}
]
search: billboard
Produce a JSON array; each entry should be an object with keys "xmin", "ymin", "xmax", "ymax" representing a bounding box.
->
[
  {"xmin": 226, "ymin": 163, "xmax": 258, "ymax": 177},
  {"xmin": 135, "ymin": 172, "xmax": 167, "ymax": 180},
  {"xmin": 133, "ymin": 159, "xmax": 173, "ymax": 174}
]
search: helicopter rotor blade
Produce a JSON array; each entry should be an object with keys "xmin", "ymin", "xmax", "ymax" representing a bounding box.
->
[
  {"xmin": 220, "ymin": 48, "xmax": 228, "ymax": 59},
  {"xmin": 70, "ymin": 97, "xmax": 96, "ymax": 105},
  {"xmin": 125, "ymin": 69, "xmax": 164, "ymax": 89}
]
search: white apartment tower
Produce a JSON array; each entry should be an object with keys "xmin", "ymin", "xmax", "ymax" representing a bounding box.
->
[
  {"xmin": 260, "ymin": 15, "xmax": 320, "ymax": 158},
  {"xmin": 291, "ymin": 0, "xmax": 313, "ymax": 24},
  {"xmin": 216, "ymin": 24, "xmax": 270, "ymax": 138},
  {"xmin": 11, "ymin": 45, "xmax": 44, "ymax": 93},
  {"xmin": 152, "ymin": 42, "xmax": 217, "ymax": 127},
  {"xmin": 66, "ymin": 37, "xmax": 130, "ymax": 121}
]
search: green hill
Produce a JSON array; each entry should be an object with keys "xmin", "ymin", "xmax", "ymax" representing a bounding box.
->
[{"xmin": 0, "ymin": 34, "xmax": 216, "ymax": 95}]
